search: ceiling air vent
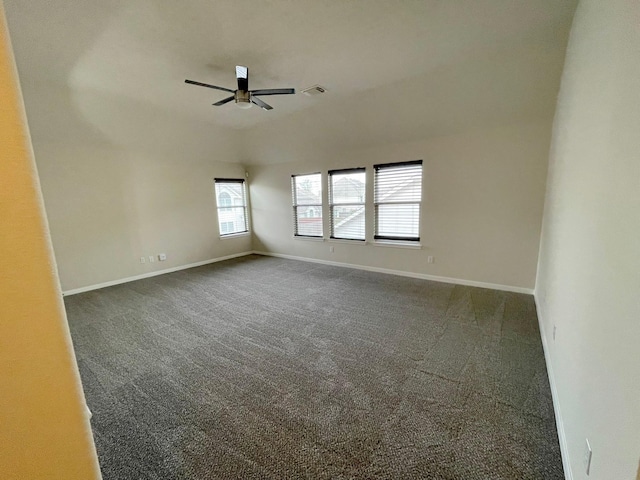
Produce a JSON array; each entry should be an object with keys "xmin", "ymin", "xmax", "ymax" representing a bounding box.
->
[{"xmin": 301, "ymin": 85, "xmax": 326, "ymax": 96}]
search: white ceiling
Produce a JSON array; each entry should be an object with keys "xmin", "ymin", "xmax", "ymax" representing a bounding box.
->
[{"xmin": 4, "ymin": 0, "xmax": 577, "ymax": 164}]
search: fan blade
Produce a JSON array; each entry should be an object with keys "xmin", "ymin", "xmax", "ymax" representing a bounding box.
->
[
  {"xmin": 251, "ymin": 88, "xmax": 295, "ymax": 96},
  {"xmin": 213, "ymin": 95, "xmax": 235, "ymax": 106},
  {"xmin": 236, "ymin": 65, "xmax": 249, "ymax": 92},
  {"xmin": 251, "ymin": 96, "xmax": 273, "ymax": 110},
  {"xmin": 185, "ymin": 79, "xmax": 234, "ymax": 93}
]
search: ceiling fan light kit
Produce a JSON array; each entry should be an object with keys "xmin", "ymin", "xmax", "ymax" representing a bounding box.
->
[{"xmin": 185, "ymin": 66, "xmax": 295, "ymax": 111}]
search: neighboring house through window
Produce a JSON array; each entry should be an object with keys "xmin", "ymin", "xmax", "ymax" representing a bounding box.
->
[
  {"xmin": 218, "ymin": 191, "xmax": 232, "ymax": 209},
  {"xmin": 214, "ymin": 178, "xmax": 248, "ymax": 236},
  {"xmin": 329, "ymin": 168, "xmax": 366, "ymax": 241},
  {"xmin": 220, "ymin": 221, "xmax": 235, "ymax": 234},
  {"xmin": 374, "ymin": 160, "xmax": 423, "ymax": 242},
  {"xmin": 292, "ymin": 173, "xmax": 323, "ymax": 237}
]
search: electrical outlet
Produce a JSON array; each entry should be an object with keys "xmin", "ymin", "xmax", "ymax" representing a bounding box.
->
[
  {"xmin": 140, "ymin": 256, "xmax": 146, "ymax": 264},
  {"xmin": 427, "ymin": 256, "xmax": 434, "ymax": 264},
  {"xmin": 158, "ymin": 253, "xmax": 167, "ymax": 261},
  {"xmin": 553, "ymin": 325, "xmax": 557, "ymax": 341},
  {"xmin": 584, "ymin": 439, "xmax": 592, "ymax": 475},
  {"xmin": 148, "ymin": 255, "xmax": 155, "ymax": 263}
]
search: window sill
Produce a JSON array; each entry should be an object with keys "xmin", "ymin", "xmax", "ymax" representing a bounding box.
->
[
  {"xmin": 329, "ymin": 238, "xmax": 367, "ymax": 245},
  {"xmin": 373, "ymin": 240, "xmax": 422, "ymax": 250},
  {"xmin": 294, "ymin": 235, "xmax": 325, "ymax": 242},
  {"xmin": 220, "ymin": 232, "xmax": 250, "ymax": 240}
]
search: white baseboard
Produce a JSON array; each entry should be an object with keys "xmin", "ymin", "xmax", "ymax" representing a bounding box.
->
[
  {"xmin": 64, "ymin": 250, "xmax": 533, "ymax": 297},
  {"xmin": 252, "ymin": 251, "xmax": 533, "ymax": 294},
  {"xmin": 534, "ymin": 293, "xmax": 573, "ymax": 480},
  {"xmin": 62, "ymin": 251, "xmax": 254, "ymax": 296}
]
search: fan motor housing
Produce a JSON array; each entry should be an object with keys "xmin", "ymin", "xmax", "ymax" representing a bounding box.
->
[{"xmin": 235, "ymin": 90, "xmax": 251, "ymax": 108}]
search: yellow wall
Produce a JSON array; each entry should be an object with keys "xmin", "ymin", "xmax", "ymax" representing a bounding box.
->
[{"xmin": 0, "ymin": 4, "xmax": 101, "ymax": 479}]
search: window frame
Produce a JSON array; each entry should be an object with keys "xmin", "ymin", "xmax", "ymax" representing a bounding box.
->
[
  {"xmin": 214, "ymin": 178, "xmax": 249, "ymax": 237},
  {"xmin": 291, "ymin": 172, "xmax": 323, "ymax": 238},
  {"xmin": 328, "ymin": 167, "xmax": 366, "ymax": 241},
  {"xmin": 373, "ymin": 160, "xmax": 423, "ymax": 243}
]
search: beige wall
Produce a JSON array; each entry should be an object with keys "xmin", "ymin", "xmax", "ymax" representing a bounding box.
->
[
  {"xmin": 536, "ymin": 0, "xmax": 640, "ymax": 478},
  {"xmin": 37, "ymin": 140, "xmax": 251, "ymax": 292},
  {"xmin": 0, "ymin": 4, "xmax": 101, "ymax": 478},
  {"xmin": 4, "ymin": 1, "xmax": 570, "ymax": 295},
  {"xmin": 19, "ymin": 81, "xmax": 251, "ymax": 292},
  {"xmin": 250, "ymin": 119, "xmax": 551, "ymax": 290}
]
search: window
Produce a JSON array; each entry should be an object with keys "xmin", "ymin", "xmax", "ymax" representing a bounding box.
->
[
  {"xmin": 214, "ymin": 178, "xmax": 248, "ymax": 236},
  {"xmin": 218, "ymin": 192, "xmax": 232, "ymax": 208},
  {"xmin": 292, "ymin": 173, "xmax": 323, "ymax": 237},
  {"xmin": 329, "ymin": 168, "xmax": 366, "ymax": 240},
  {"xmin": 220, "ymin": 221, "xmax": 235, "ymax": 234},
  {"xmin": 374, "ymin": 160, "xmax": 422, "ymax": 242}
]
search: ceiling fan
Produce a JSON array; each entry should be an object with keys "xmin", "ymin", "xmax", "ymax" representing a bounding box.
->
[{"xmin": 185, "ymin": 66, "xmax": 295, "ymax": 110}]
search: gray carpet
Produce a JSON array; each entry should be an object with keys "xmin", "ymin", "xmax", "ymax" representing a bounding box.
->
[{"xmin": 65, "ymin": 254, "xmax": 563, "ymax": 479}]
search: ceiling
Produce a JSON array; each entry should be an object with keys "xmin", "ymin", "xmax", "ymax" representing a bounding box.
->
[{"xmin": 4, "ymin": 0, "xmax": 577, "ymax": 165}]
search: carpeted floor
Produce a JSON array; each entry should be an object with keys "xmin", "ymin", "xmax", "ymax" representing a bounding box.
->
[{"xmin": 65, "ymin": 254, "xmax": 563, "ymax": 479}]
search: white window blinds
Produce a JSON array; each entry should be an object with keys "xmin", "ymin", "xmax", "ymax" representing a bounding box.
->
[
  {"xmin": 329, "ymin": 168, "xmax": 366, "ymax": 240},
  {"xmin": 214, "ymin": 178, "xmax": 248, "ymax": 236},
  {"xmin": 292, "ymin": 173, "xmax": 323, "ymax": 237},
  {"xmin": 374, "ymin": 161, "xmax": 422, "ymax": 241}
]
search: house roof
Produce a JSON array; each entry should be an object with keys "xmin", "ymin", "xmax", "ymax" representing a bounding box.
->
[
  {"xmin": 332, "ymin": 176, "xmax": 365, "ymax": 200},
  {"xmin": 295, "ymin": 188, "xmax": 321, "ymax": 205}
]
